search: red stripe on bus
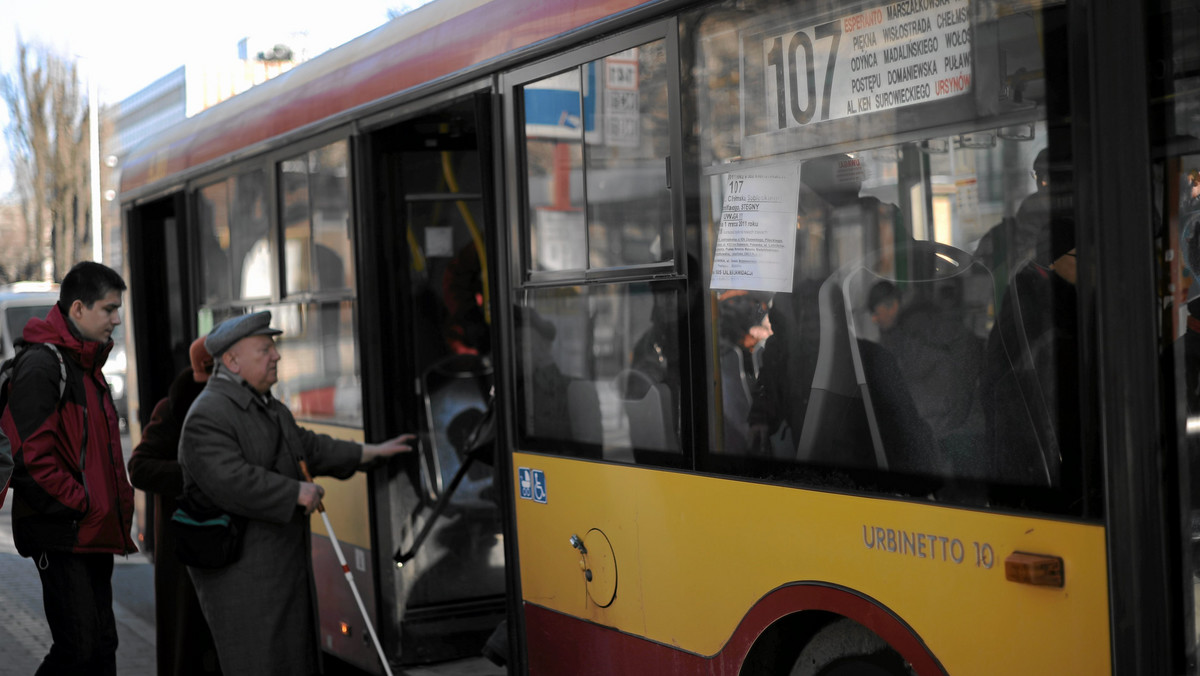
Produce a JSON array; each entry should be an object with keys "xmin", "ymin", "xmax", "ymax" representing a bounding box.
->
[
  {"xmin": 722, "ymin": 584, "xmax": 947, "ymax": 676},
  {"xmin": 120, "ymin": 0, "xmax": 649, "ymax": 194},
  {"xmin": 524, "ymin": 583, "xmax": 945, "ymax": 675}
]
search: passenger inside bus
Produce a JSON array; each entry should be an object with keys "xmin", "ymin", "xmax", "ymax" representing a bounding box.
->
[
  {"xmin": 980, "ymin": 217, "xmax": 1078, "ymax": 487},
  {"xmin": 973, "ymin": 147, "xmax": 1073, "ymax": 303},
  {"xmin": 717, "ymin": 289, "xmax": 770, "ymax": 455},
  {"xmin": 867, "ymin": 277, "xmax": 985, "ymax": 466},
  {"xmin": 749, "ymin": 153, "xmax": 935, "ymax": 471},
  {"xmin": 442, "ymin": 242, "xmax": 490, "ymax": 356},
  {"xmin": 748, "ymin": 153, "xmax": 901, "ymax": 457},
  {"xmin": 866, "ymin": 281, "xmax": 901, "ymax": 333}
]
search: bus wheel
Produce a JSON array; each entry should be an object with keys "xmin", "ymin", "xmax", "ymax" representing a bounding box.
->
[{"xmin": 790, "ymin": 618, "xmax": 915, "ymax": 676}]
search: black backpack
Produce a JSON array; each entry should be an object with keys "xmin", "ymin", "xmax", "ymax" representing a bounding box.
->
[{"xmin": 0, "ymin": 343, "xmax": 67, "ymax": 507}]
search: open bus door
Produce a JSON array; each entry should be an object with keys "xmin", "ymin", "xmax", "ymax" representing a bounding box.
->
[
  {"xmin": 124, "ymin": 193, "xmax": 195, "ymax": 559},
  {"xmin": 356, "ymin": 92, "xmax": 508, "ymax": 668}
]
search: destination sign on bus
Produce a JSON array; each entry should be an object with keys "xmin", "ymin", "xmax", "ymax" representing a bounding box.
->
[{"xmin": 749, "ymin": 0, "xmax": 972, "ymax": 134}]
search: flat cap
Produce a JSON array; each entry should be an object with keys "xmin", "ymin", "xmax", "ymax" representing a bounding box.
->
[{"xmin": 205, "ymin": 311, "xmax": 282, "ymax": 357}]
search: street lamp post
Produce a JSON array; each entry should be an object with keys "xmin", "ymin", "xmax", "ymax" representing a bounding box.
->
[{"xmin": 88, "ymin": 70, "xmax": 102, "ymax": 263}]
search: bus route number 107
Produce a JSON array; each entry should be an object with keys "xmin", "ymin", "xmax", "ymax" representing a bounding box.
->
[{"xmin": 764, "ymin": 21, "xmax": 842, "ymax": 131}]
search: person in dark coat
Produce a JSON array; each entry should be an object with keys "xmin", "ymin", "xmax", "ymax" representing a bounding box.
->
[
  {"xmin": 179, "ymin": 311, "xmax": 415, "ymax": 676},
  {"xmin": 128, "ymin": 337, "xmax": 221, "ymax": 675},
  {"xmin": 979, "ymin": 218, "xmax": 1078, "ymax": 486},
  {"xmin": 0, "ymin": 261, "xmax": 136, "ymax": 676}
]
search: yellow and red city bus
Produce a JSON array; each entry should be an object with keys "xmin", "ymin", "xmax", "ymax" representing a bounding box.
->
[{"xmin": 118, "ymin": 0, "xmax": 1199, "ymax": 672}]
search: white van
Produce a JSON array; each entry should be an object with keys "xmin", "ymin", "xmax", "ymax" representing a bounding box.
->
[{"xmin": 0, "ymin": 282, "xmax": 59, "ymax": 364}]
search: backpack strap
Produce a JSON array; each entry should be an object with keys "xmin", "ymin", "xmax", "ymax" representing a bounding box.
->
[
  {"xmin": 42, "ymin": 343, "xmax": 67, "ymax": 404},
  {"xmin": 41, "ymin": 343, "xmax": 85, "ymax": 472}
]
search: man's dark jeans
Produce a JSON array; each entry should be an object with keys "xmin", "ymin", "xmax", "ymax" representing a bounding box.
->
[{"xmin": 34, "ymin": 551, "xmax": 118, "ymax": 676}]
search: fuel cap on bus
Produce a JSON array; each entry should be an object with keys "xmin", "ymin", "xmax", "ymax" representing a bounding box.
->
[{"xmin": 570, "ymin": 528, "xmax": 617, "ymax": 607}]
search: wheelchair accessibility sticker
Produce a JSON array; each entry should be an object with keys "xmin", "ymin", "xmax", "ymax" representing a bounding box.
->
[{"xmin": 518, "ymin": 468, "xmax": 547, "ymax": 504}]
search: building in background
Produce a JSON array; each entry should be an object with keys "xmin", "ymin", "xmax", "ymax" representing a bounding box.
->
[
  {"xmin": 104, "ymin": 35, "xmax": 309, "ymax": 271},
  {"xmin": 100, "ymin": 36, "xmax": 309, "ymax": 430}
]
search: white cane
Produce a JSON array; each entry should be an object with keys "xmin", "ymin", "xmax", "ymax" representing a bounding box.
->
[{"xmin": 300, "ymin": 461, "xmax": 394, "ymax": 676}]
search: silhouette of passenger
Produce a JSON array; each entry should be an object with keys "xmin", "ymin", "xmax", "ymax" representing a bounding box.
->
[
  {"xmin": 717, "ymin": 290, "xmax": 769, "ymax": 454},
  {"xmin": 974, "ymin": 148, "xmax": 1070, "ymax": 300},
  {"xmin": 868, "ymin": 279, "xmax": 984, "ymax": 444},
  {"xmin": 868, "ymin": 281, "xmax": 902, "ymax": 333},
  {"xmin": 979, "ymin": 217, "xmax": 1078, "ymax": 486},
  {"xmin": 1013, "ymin": 148, "xmax": 1056, "ymax": 264}
]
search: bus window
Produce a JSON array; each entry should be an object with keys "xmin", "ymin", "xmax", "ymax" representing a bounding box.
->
[
  {"xmin": 1151, "ymin": 0, "xmax": 1200, "ymax": 659},
  {"xmin": 281, "ymin": 140, "xmax": 356, "ymax": 296},
  {"xmin": 272, "ymin": 300, "xmax": 363, "ymax": 426},
  {"xmin": 687, "ymin": 0, "xmax": 1092, "ymax": 513},
  {"xmin": 514, "ymin": 282, "xmax": 684, "ymax": 464},
  {"xmin": 522, "ymin": 40, "xmax": 673, "ymax": 273},
  {"xmin": 264, "ymin": 141, "xmax": 362, "ymax": 425},
  {"xmin": 513, "ymin": 34, "xmax": 686, "ymax": 467},
  {"xmin": 197, "ymin": 180, "xmax": 233, "ymax": 305},
  {"xmin": 196, "ymin": 169, "xmax": 273, "ymax": 303}
]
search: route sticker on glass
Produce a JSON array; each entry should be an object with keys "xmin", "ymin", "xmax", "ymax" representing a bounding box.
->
[{"xmin": 710, "ymin": 164, "xmax": 802, "ymax": 294}]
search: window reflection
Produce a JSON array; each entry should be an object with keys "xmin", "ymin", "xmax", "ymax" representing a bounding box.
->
[
  {"xmin": 522, "ymin": 40, "xmax": 673, "ymax": 273},
  {"xmin": 515, "ymin": 284, "xmax": 683, "ymax": 464},
  {"xmin": 273, "ymin": 301, "xmax": 361, "ymax": 425},
  {"xmin": 195, "ymin": 170, "xmax": 273, "ymax": 302},
  {"xmin": 281, "ymin": 157, "xmax": 312, "ymax": 295},
  {"xmin": 232, "ymin": 171, "xmax": 272, "ymax": 299},
  {"xmin": 702, "ymin": 139, "xmax": 1076, "ymax": 490},
  {"xmin": 198, "ymin": 181, "xmax": 232, "ymax": 305},
  {"xmin": 195, "ymin": 145, "xmax": 360, "ymax": 428},
  {"xmin": 690, "ymin": 0, "xmax": 1085, "ymax": 506},
  {"xmin": 281, "ymin": 141, "xmax": 355, "ymax": 296}
]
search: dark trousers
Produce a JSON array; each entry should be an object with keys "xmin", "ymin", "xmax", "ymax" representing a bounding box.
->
[{"xmin": 34, "ymin": 551, "xmax": 118, "ymax": 676}]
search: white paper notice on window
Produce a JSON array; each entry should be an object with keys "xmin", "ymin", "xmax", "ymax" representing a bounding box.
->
[{"xmin": 710, "ymin": 165, "xmax": 801, "ymax": 293}]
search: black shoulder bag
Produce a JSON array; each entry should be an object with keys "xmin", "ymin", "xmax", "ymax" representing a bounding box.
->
[{"xmin": 170, "ymin": 491, "xmax": 246, "ymax": 569}]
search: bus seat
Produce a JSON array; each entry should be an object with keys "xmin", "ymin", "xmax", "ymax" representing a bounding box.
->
[
  {"xmin": 848, "ymin": 252, "xmax": 990, "ymax": 478},
  {"xmin": 566, "ymin": 379, "xmax": 605, "ymax": 447},
  {"xmin": 797, "ymin": 274, "xmax": 879, "ymax": 470},
  {"xmin": 614, "ymin": 369, "xmax": 678, "ymax": 452}
]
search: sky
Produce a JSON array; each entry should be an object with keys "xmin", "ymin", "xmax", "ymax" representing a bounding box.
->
[{"xmin": 0, "ymin": 0, "xmax": 429, "ymax": 197}]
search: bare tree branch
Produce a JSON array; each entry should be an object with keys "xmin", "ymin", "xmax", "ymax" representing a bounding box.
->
[{"xmin": 2, "ymin": 37, "xmax": 91, "ymax": 281}]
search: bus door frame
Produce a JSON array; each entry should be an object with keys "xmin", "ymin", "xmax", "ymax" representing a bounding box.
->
[{"xmin": 354, "ymin": 81, "xmax": 510, "ymax": 664}]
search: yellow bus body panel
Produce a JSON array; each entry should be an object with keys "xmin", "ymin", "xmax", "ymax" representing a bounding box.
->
[
  {"xmin": 514, "ymin": 453, "xmax": 1110, "ymax": 675},
  {"xmin": 300, "ymin": 423, "xmax": 370, "ymax": 548}
]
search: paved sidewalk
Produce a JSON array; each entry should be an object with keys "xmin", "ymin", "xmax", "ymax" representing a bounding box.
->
[{"xmin": 0, "ymin": 501, "xmax": 156, "ymax": 675}]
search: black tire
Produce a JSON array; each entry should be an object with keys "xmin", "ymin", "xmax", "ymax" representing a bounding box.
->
[
  {"xmin": 790, "ymin": 618, "xmax": 915, "ymax": 676},
  {"xmin": 818, "ymin": 651, "xmax": 912, "ymax": 676}
]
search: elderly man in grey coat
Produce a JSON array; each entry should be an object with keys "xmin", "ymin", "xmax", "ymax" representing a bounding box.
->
[{"xmin": 179, "ymin": 311, "xmax": 414, "ymax": 676}]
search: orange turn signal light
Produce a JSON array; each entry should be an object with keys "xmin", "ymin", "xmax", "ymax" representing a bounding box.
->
[
  {"xmin": 1004, "ymin": 552, "xmax": 1064, "ymax": 587},
  {"xmin": 340, "ymin": 621, "xmax": 352, "ymax": 636}
]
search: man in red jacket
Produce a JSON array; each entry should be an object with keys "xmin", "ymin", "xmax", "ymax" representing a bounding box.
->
[{"xmin": 0, "ymin": 261, "xmax": 136, "ymax": 676}]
